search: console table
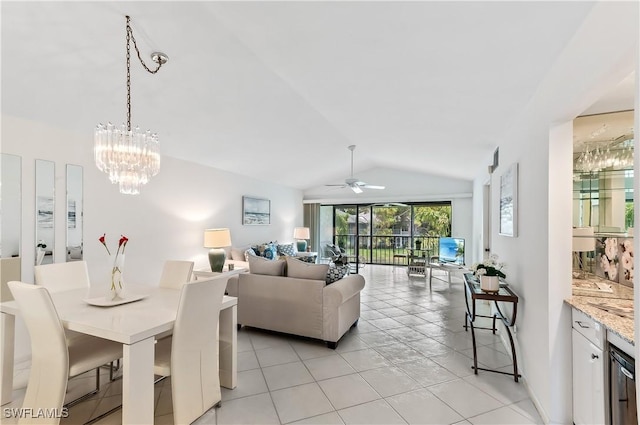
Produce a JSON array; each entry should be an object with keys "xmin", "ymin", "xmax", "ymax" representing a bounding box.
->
[{"xmin": 463, "ymin": 273, "xmax": 521, "ymax": 382}]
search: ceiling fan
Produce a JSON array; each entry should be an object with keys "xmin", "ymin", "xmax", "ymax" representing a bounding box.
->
[{"xmin": 326, "ymin": 145, "xmax": 385, "ymax": 194}]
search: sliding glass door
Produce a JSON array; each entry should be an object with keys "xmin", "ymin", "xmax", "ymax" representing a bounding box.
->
[{"xmin": 320, "ymin": 202, "xmax": 452, "ymax": 266}]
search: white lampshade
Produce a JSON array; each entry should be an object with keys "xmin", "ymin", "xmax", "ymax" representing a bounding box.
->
[
  {"xmin": 293, "ymin": 227, "xmax": 310, "ymax": 240},
  {"xmin": 204, "ymin": 228, "xmax": 232, "ymax": 248},
  {"xmin": 572, "ymin": 227, "xmax": 595, "ymax": 252}
]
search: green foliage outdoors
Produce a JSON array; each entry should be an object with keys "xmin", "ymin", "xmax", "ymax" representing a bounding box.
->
[
  {"xmin": 626, "ymin": 202, "xmax": 634, "ymax": 229},
  {"xmin": 332, "ymin": 204, "xmax": 452, "ymax": 263}
]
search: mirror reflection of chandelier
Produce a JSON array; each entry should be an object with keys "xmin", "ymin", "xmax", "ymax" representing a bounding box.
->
[
  {"xmin": 574, "ymin": 137, "xmax": 634, "ymax": 173},
  {"xmin": 94, "ymin": 16, "xmax": 168, "ymax": 195}
]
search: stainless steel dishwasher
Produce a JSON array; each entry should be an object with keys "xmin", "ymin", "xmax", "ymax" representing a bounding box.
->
[{"xmin": 610, "ymin": 344, "xmax": 637, "ymax": 425}]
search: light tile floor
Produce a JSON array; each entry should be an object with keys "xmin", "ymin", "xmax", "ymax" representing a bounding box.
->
[{"xmin": 6, "ymin": 265, "xmax": 543, "ymax": 424}]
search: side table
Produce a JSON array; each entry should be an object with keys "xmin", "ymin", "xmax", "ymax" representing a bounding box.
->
[
  {"xmin": 192, "ymin": 267, "xmax": 248, "ymax": 280},
  {"xmin": 429, "ymin": 261, "xmax": 468, "ymax": 289},
  {"xmin": 463, "ymin": 273, "xmax": 521, "ymax": 382}
]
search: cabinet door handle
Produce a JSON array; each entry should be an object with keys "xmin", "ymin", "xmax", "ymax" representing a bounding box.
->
[
  {"xmin": 575, "ymin": 321, "xmax": 590, "ymax": 329},
  {"xmin": 591, "ymin": 353, "xmax": 599, "ymax": 360}
]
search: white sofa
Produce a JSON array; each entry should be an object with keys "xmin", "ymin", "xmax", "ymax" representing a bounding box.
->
[{"xmin": 226, "ymin": 256, "xmax": 365, "ymax": 348}]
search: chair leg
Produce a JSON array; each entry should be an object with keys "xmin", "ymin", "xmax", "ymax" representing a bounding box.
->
[
  {"xmin": 64, "ymin": 368, "xmax": 101, "ymax": 408},
  {"xmin": 154, "ymin": 374, "xmax": 169, "ymax": 385}
]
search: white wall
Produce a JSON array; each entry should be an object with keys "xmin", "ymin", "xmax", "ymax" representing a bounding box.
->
[
  {"xmin": 472, "ymin": 2, "xmax": 638, "ymax": 423},
  {"xmin": 2, "ymin": 114, "xmax": 303, "ymax": 360},
  {"xmin": 304, "ymin": 166, "xmax": 473, "ymax": 204}
]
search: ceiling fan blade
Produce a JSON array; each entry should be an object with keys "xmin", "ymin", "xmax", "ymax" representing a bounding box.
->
[
  {"xmin": 325, "ymin": 184, "xmax": 347, "ymax": 187},
  {"xmin": 350, "ymin": 184, "xmax": 363, "ymax": 194},
  {"xmin": 361, "ymin": 184, "xmax": 385, "ymax": 190}
]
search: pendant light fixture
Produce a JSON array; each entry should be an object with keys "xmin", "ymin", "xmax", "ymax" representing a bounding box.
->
[{"xmin": 94, "ymin": 15, "xmax": 168, "ymax": 195}]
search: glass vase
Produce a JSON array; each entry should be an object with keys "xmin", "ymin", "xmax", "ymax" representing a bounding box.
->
[{"xmin": 110, "ymin": 254, "xmax": 125, "ymax": 300}]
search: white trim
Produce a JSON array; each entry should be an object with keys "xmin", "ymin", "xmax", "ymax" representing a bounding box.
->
[{"xmin": 302, "ymin": 192, "xmax": 473, "ymax": 204}]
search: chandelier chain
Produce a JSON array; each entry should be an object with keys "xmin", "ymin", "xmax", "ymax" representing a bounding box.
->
[
  {"xmin": 125, "ymin": 15, "xmax": 164, "ymax": 132},
  {"xmin": 95, "ymin": 15, "xmax": 165, "ymax": 195}
]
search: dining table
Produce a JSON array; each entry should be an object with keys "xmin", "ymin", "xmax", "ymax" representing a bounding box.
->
[{"xmin": 0, "ymin": 285, "xmax": 237, "ymax": 424}]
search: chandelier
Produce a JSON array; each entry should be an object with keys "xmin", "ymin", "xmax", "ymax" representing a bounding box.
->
[
  {"xmin": 574, "ymin": 138, "xmax": 634, "ymax": 173},
  {"xmin": 94, "ymin": 16, "xmax": 168, "ymax": 195}
]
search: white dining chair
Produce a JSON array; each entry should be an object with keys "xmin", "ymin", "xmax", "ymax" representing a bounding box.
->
[
  {"xmin": 155, "ymin": 260, "xmax": 196, "ymax": 342},
  {"xmin": 34, "ymin": 261, "xmax": 120, "ymax": 384},
  {"xmin": 159, "ymin": 260, "xmax": 195, "ymax": 289},
  {"xmin": 34, "ymin": 261, "xmax": 90, "ymax": 292},
  {"xmin": 154, "ymin": 275, "xmax": 228, "ymax": 424},
  {"xmin": 8, "ymin": 281, "xmax": 123, "ymax": 424}
]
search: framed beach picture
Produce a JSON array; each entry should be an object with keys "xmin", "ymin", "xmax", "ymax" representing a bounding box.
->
[
  {"xmin": 499, "ymin": 163, "xmax": 518, "ymax": 237},
  {"xmin": 243, "ymin": 196, "xmax": 271, "ymax": 225},
  {"xmin": 37, "ymin": 196, "xmax": 54, "ymax": 228},
  {"xmin": 67, "ymin": 200, "xmax": 76, "ymax": 228}
]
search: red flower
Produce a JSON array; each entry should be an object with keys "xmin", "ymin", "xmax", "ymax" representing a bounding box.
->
[
  {"xmin": 119, "ymin": 235, "xmax": 129, "ymax": 254},
  {"xmin": 99, "ymin": 233, "xmax": 111, "ymax": 255}
]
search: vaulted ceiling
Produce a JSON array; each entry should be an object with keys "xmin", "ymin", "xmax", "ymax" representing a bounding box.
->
[{"xmin": 1, "ymin": 2, "xmax": 634, "ymax": 190}]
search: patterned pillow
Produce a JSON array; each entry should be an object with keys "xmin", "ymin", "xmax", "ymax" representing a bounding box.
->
[
  {"xmin": 263, "ymin": 244, "xmax": 278, "ymax": 260},
  {"xmin": 326, "ymin": 264, "xmax": 350, "ymax": 284},
  {"xmin": 277, "ymin": 243, "xmax": 297, "ymax": 256},
  {"xmin": 244, "ymin": 248, "xmax": 257, "ymax": 262},
  {"xmin": 298, "ymin": 255, "xmax": 317, "ymax": 263}
]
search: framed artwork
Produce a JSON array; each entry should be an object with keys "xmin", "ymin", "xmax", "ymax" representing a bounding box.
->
[
  {"xmin": 243, "ymin": 196, "xmax": 271, "ymax": 225},
  {"xmin": 499, "ymin": 163, "xmax": 518, "ymax": 237},
  {"xmin": 67, "ymin": 200, "xmax": 76, "ymax": 228},
  {"xmin": 37, "ymin": 196, "xmax": 54, "ymax": 228}
]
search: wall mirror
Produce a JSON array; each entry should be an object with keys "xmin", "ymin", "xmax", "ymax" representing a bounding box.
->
[
  {"xmin": 66, "ymin": 164, "xmax": 83, "ymax": 261},
  {"xmin": 35, "ymin": 159, "xmax": 55, "ymax": 265},
  {"xmin": 573, "ymin": 110, "xmax": 634, "ymax": 233},
  {"xmin": 1, "ymin": 154, "xmax": 22, "ymax": 301},
  {"xmin": 1, "ymin": 153, "xmax": 22, "ymax": 258}
]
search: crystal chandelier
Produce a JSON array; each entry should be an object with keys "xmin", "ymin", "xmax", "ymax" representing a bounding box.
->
[
  {"xmin": 95, "ymin": 15, "xmax": 168, "ymax": 195},
  {"xmin": 574, "ymin": 138, "xmax": 634, "ymax": 173}
]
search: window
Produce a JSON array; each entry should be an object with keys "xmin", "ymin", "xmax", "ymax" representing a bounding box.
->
[{"xmin": 320, "ymin": 202, "xmax": 452, "ymax": 265}]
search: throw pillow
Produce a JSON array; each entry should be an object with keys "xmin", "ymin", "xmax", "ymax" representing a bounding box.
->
[
  {"xmin": 263, "ymin": 244, "xmax": 278, "ymax": 260},
  {"xmin": 248, "ymin": 255, "xmax": 285, "ymax": 276},
  {"xmin": 231, "ymin": 246, "xmax": 250, "ymax": 261},
  {"xmin": 277, "ymin": 243, "xmax": 297, "ymax": 256},
  {"xmin": 244, "ymin": 248, "xmax": 257, "ymax": 262},
  {"xmin": 286, "ymin": 256, "xmax": 329, "ymax": 281},
  {"xmin": 326, "ymin": 264, "xmax": 350, "ymax": 284},
  {"xmin": 298, "ymin": 255, "xmax": 318, "ymax": 263}
]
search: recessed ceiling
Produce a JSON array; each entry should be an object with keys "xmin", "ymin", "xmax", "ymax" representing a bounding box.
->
[{"xmin": 2, "ymin": 1, "xmax": 628, "ymax": 190}]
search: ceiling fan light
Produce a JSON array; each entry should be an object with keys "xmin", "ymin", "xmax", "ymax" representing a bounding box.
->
[{"xmin": 351, "ymin": 185, "xmax": 363, "ymax": 194}]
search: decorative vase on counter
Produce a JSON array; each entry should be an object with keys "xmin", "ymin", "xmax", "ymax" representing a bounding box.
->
[
  {"xmin": 110, "ymin": 254, "xmax": 125, "ymax": 300},
  {"xmin": 480, "ymin": 275, "xmax": 500, "ymax": 292}
]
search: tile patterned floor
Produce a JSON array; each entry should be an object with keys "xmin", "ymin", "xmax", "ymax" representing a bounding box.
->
[{"xmin": 6, "ymin": 265, "xmax": 543, "ymax": 424}]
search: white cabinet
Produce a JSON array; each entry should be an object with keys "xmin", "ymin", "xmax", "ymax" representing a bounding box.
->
[{"xmin": 572, "ymin": 308, "xmax": 606, "ymax": 425}]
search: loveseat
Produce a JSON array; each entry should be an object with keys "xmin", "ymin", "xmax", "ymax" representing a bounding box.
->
[{"xmin": 226, "ymin": 256, "xmax": 365, "ymax": 348}]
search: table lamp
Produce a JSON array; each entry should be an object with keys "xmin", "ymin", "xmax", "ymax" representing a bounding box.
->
[
  {"xmin": 293, "ymin": 227, "xmax": 310, "ymax": 252},
  {"xmin": 204, "ymin": 228, "xmax": 231, "ymax": 272},
  {"xmin": 572, "ymin": 227, "xmax": 595, "ymax": 277}
]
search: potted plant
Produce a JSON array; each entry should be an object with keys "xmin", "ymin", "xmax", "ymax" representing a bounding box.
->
[{"xmin": 471, "ymin": 254, "xmax": 506, "ymax": 292}]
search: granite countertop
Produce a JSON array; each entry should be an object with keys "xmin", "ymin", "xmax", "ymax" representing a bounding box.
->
[{"xmin": 565, "ymin": 275, "xmax": 634, "ymax": 344}]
